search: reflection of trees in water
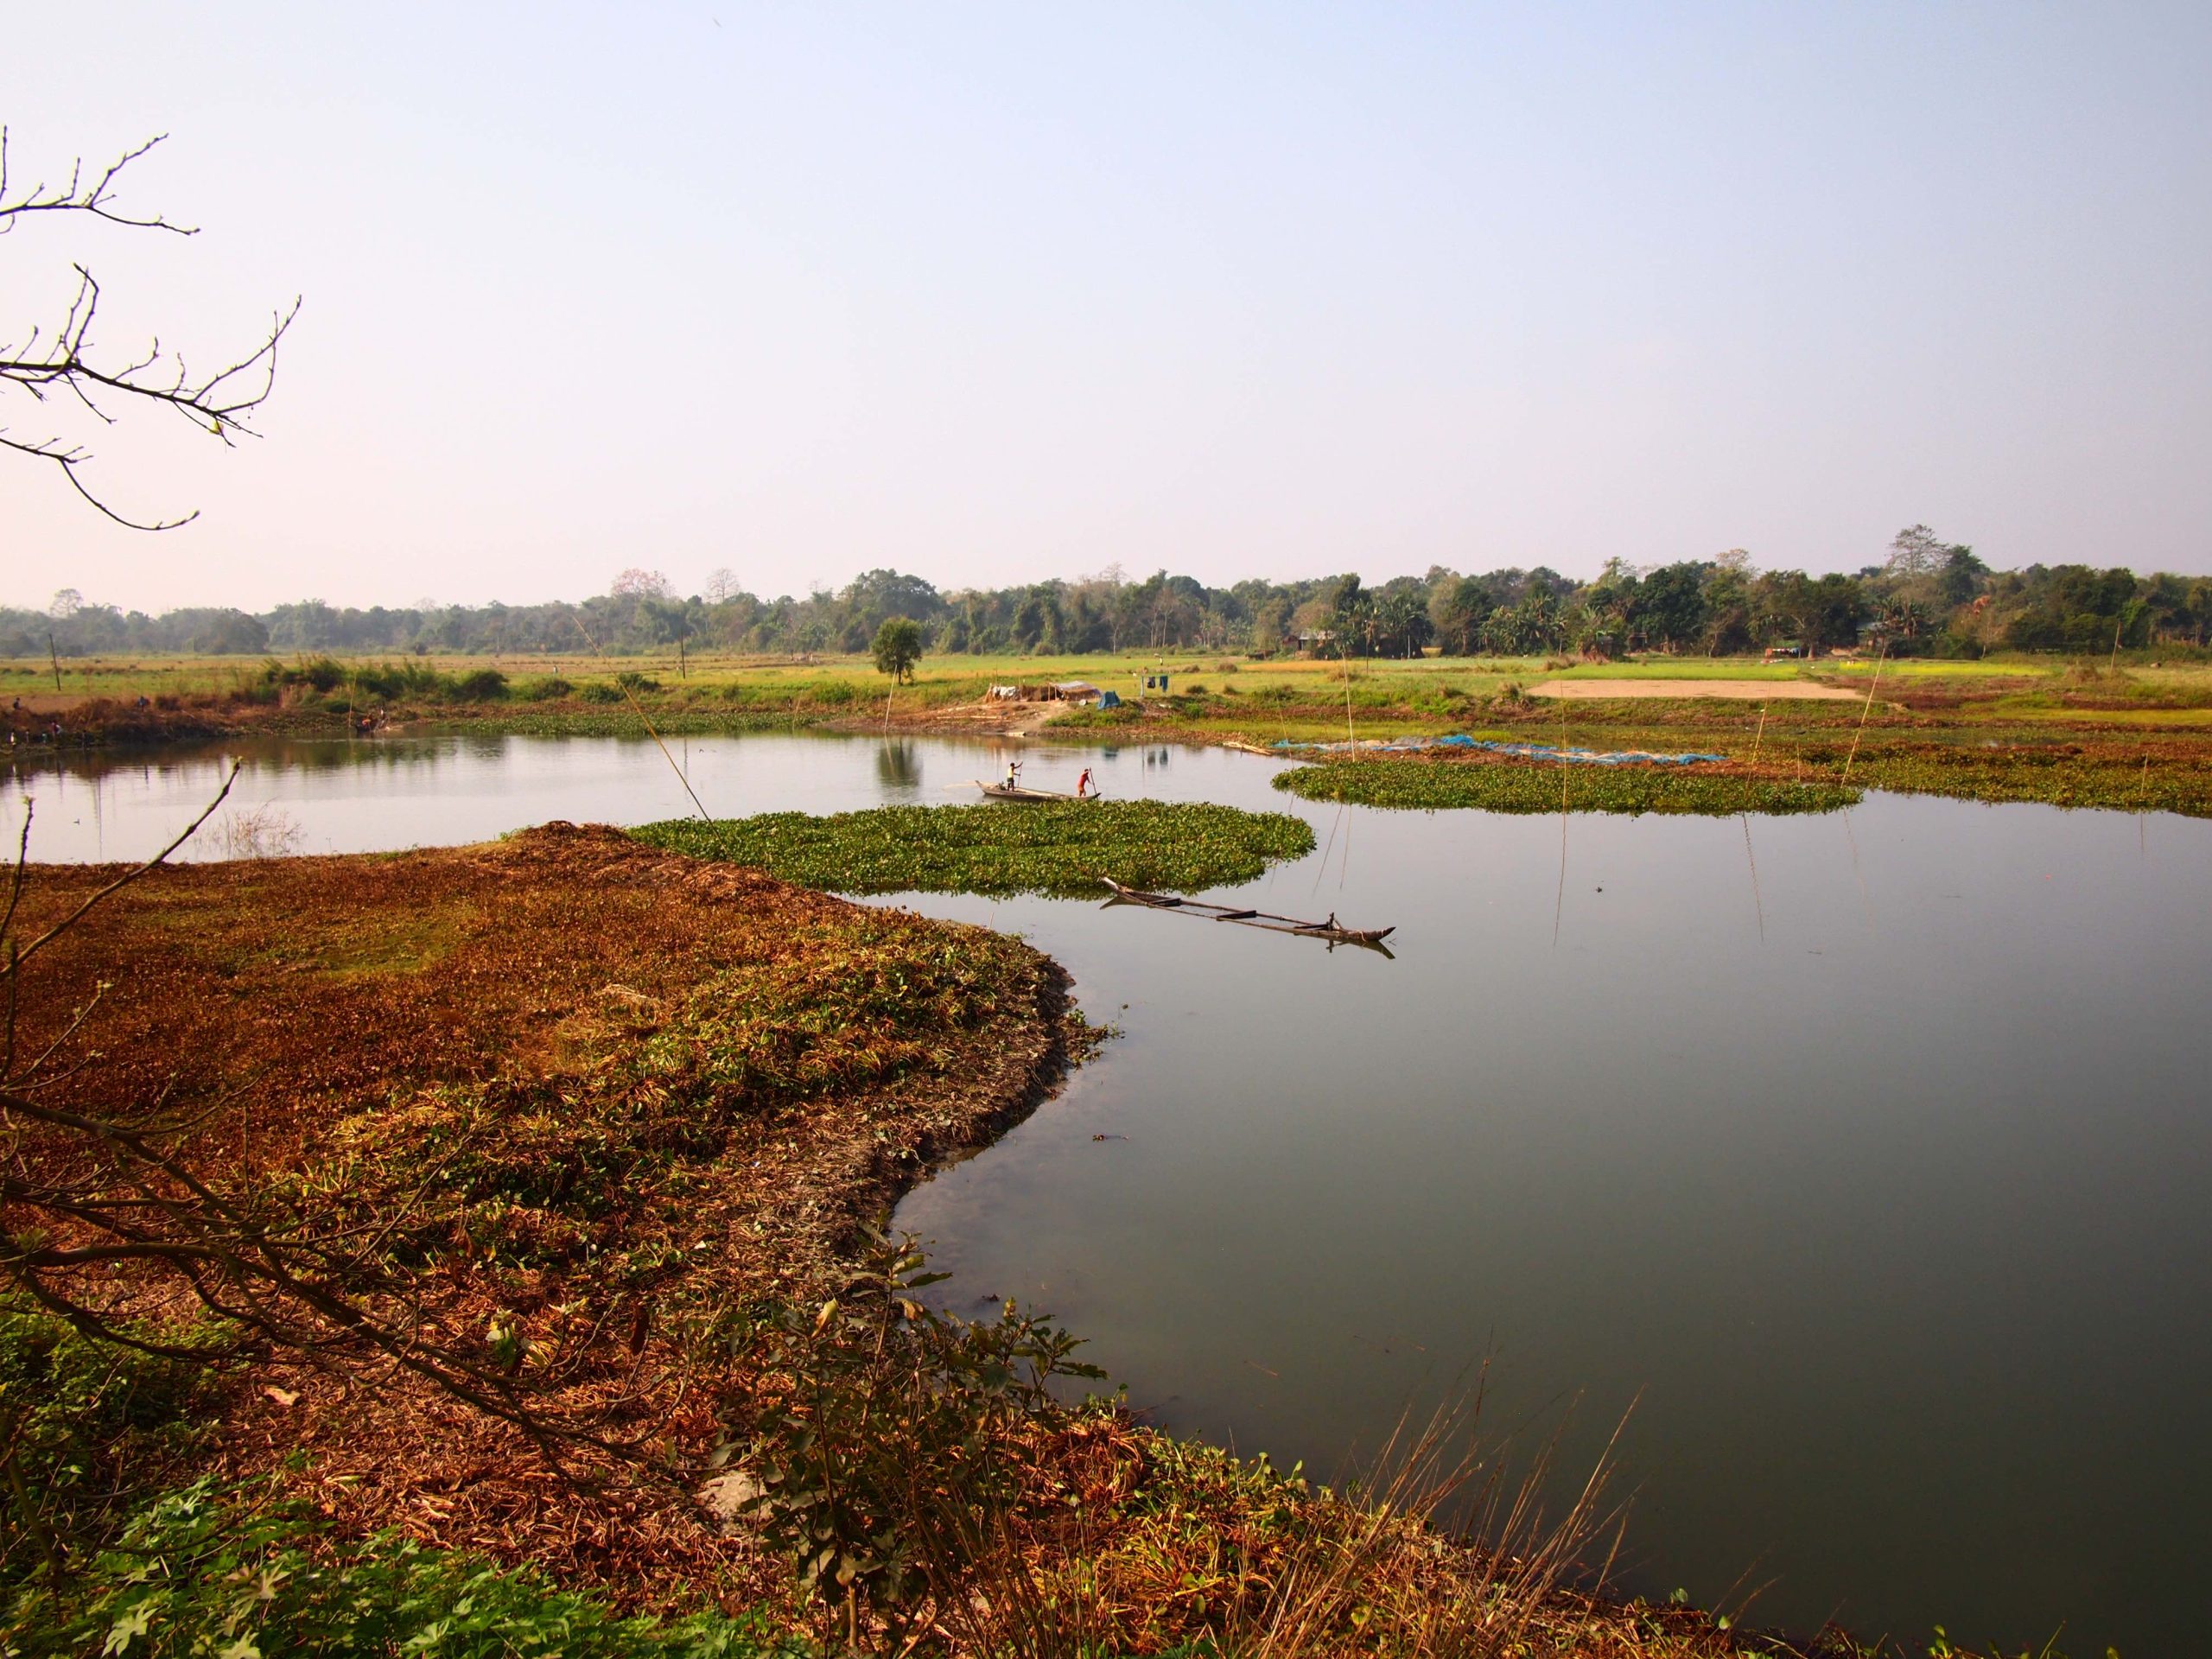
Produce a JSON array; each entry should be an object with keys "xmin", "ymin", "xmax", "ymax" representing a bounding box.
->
[{"xmin": 875, "ymin": 741, "xmax": 921, "ymax": 791}]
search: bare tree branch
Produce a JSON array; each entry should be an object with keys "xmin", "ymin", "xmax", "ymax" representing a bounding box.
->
[{"xmin": 1, "ymin": 128, "xmax": 297, "ymax": 530}]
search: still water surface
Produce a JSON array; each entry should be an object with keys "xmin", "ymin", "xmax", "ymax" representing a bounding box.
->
[{"xmin": 11, "ymin": 733, "xmax": 2209, "ymax": 1654}]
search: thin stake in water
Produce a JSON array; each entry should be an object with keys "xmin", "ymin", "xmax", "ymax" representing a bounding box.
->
[
  {"xmin": 1840, "ymin": 642, "xmax": 1887, "ymax": 787},
  {"xmin": 1740, "ymin": 813, "xmax": 1764, "ymax": 944},
  {"xmin": 572, "ymin": 616, "xmax": 710, "ymax": 821}
]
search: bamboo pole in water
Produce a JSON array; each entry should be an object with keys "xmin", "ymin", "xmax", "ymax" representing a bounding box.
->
[
  {"xmin": 572, "ymin": 616, "xmax": 711, "ymax": 821},
  {"xmin": 1840, "ymin": 642, "xmax": 1888, "ymax": 787},
  {"xmin": 1553, "ymin": 696, "xmax": 1569, "ymax": 947}
]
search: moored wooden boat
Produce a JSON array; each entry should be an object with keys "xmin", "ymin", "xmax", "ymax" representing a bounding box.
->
[{"xmin": 1099, "ymin": 875, "xmax": 1395, "ymax": 950}]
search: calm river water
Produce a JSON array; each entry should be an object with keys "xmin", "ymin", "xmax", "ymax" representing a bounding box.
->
[{"xmin": 11, "ymin": 732, "xmax": 2209, "ymax": 1654}]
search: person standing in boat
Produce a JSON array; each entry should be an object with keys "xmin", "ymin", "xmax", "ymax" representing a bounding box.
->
[
  {"xmin": 1076, "ymin": 766, "xmax": 1095, "ymax": 798},
  {"xmin": 1004, "ymin": 759, "xmax": 1020, "ymax": 790}
]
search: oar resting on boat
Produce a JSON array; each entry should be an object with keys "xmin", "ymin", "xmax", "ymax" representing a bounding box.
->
[{"xmin": 1098, "ymin": 876, "xmax": 1395, "ymax": 949}]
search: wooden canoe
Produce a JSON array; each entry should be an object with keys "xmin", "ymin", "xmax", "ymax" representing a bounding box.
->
[
  {"xmin": 1099, "ymin": 876, "xmax": 1395, "ymax": 950},
  {"xmin": 975, "ymin": 781, "xmax": 1101, "ymax": 801}
]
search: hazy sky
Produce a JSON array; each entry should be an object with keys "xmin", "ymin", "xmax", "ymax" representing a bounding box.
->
[{"xmin": 5, "ymin": 3, "xmax": 2209, "ymax": 612}]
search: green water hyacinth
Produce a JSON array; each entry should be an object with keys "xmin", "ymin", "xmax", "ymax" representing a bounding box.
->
[
  {"xmin": 632, "ymin": 801, "xmax": 1316, "ymax": 895},
  {"xmin": 1274, "ymin": 760, "xmax": 1860, "ymax": 816}
]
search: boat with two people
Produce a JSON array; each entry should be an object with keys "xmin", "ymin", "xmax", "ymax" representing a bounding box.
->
[{"xmin": 973, "ymin": 761, "xmax": 1101, "ymax": 801}]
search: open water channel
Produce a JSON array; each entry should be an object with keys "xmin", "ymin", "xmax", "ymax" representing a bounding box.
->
[{"xmin": 10, "ymin": 731, "xmax": 2209, "ymax": 1654}]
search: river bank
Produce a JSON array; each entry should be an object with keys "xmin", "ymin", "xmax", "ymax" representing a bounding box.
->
[
  {"xmin": 13, "ymin": 649, "xmax": 2212, "ymax": 819},
  {"xmin": 4, "ymin": 819, "xmax": 1872, "ymax": 1656}
]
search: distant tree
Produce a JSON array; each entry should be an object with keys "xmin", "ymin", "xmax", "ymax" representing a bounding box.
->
[
  {"xmin": 872, "ymin": 616, "xmax": 923, "ymax": 683},
  {"xmin": 1427, "ymin": 576, "xmax": 1491, "ymax": 656},
  {"xmin": 1631, "ymin": 563, "xmax": 1707, "ymax": 652},
  {"xmin": 1, "ymin": 129, "xmax": 296, "ymax": 529},
  {"xmin": 1884, "ymin": 524, "xmax": 1949, "ymax": 582},
  {"xmin": 704, "ymin": 566, "xmax": 740, "ymax": 603},
  {"xmin": 48, "ymin": 587, "xmax": 83, "ymax": 616},
  {"xmin": 844, "ymin": 569, "xmax": 941, "ymax": 623},
  {"xmin": 1938, "ymin": 544, "xmax": 1989, "ymax": 610},
  {"xmin": 609, "ymin": 568, "xmax": 671, "ymax": 599}
]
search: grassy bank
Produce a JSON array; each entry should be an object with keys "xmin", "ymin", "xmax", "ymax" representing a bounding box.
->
[
  {"xmin": 1274, "ymin": 756, "xmax": 1861, "ymax": 815},
  {"xmin": 632, "ymin": 801, "xmax": 1315, "ymax": 895}
]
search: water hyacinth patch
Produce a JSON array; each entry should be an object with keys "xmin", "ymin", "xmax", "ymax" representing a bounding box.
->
[
  {"xmin": 632, "ymin": 801, "xmax": 1316, "ymax": 895},
  {"xmin": 1274, "ymin": 758, "xmax": 1859, "ymax": 816}
]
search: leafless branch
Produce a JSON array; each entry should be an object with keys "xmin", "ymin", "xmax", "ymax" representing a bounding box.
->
[{"xmin": 1, "ymin": 129, "xmax": 297, "ymax": 530}]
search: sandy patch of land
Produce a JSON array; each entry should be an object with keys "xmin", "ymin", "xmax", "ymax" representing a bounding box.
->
[
  {"xmin": 1529, "ymin": 678, "xmax": 1862, "ymax": 702},
  {"xmin": 829, "ymin": 695, "xmax": 1082, "ymax": 738}
]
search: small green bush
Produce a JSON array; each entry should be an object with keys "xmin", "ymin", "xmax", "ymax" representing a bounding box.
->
[
  {"xmin": 578, "ymin": 680, "xmax": 623, "ymax": 703},
  {"xmin": 518, "ymin": 675, "xmax": 574, "ymax": 700},
  {"xmin": 295, "ymin": 655, "xmax": 345, "ymax": 692},
  {"xmin": 0, "ymin": 1304, "xmax": 211, "ymax": 1591},
  {"xmin": 450, "ymin": 667, "xmax": 510, "ymax": 702},
  {"xmin": 10, "ymin": 1479, "xmax": 804, "ymax": 1658}
]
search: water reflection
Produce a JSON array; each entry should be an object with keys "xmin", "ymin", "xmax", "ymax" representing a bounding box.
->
[{"xmin": 874, "ymin": 740, "xmax": 923, "ymax": 794}]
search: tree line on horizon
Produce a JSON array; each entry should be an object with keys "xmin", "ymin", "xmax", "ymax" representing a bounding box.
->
[{"xmin": 16, "ymin": 529, "xmax": 2212, "ymax": 664}]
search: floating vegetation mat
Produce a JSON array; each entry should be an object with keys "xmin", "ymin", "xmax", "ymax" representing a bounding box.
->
[
  {"xmin": 1273, "ymin": 734, "xmax": 1729, "ymax": 765},
  {"xmin": 632, "ymin": 801, "xmax": 1317, "ymax": 895},
  {"xmin": 1274, "ymin": 758, "xmax": 1859, "ymax": 816}
]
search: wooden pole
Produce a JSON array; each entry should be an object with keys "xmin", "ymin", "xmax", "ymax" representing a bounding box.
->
[
  {"xmin": 48, "ymin": 632, "xmax": 62, "ymax": 692},
  {"xmin": 1840, "ymin": 641, "xmax": 1887, "ymax": 786}
]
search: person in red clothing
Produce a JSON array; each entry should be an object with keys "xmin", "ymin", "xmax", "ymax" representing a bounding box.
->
[{"xmin": 1076, "ymin": 766, "xmax": 1096, "ymax": 798}]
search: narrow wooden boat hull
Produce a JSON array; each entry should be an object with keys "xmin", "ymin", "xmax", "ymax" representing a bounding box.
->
[
  {"xmin": 1098, "ymin": 876, "xmax": 1395, "ymax": 950},
  {"xmin": 976, "ymin": 783, "xmax": 1099, "ymax": 801}
]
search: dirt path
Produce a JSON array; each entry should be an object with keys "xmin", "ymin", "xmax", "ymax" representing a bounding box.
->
[{"xmin": 1529, "ymin": 678, "xmax": 1862, "ymax": 701}]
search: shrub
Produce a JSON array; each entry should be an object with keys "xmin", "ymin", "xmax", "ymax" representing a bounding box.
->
[
  {"xmin": 0, "ymin": 1304, "xmax": 210, "ymax": 1589},
  {"xmin": 724, "ymin": 1231, "xmax": 1100, "ymax": 1629},
  {"xmin": 518, "ymin": 675, "xmax": 574, "ymax": 700},
  {"xmin": 450, "ymin": 667, "xmax": 509, "ymax": 702},
  {"xmin": 296, "ymin": 655, "xmax": 345, "ymax": 692},
  {"xmin": 578, "ymin": 680, "xmax": 623, "ymax": 703},
  {"xmin": 13, "ymin": 1479, "xmax": 801, "ymax": 1658},
  {"xmin": 615, "ymin": 670, "xmax": 661, "ymax": 693}
]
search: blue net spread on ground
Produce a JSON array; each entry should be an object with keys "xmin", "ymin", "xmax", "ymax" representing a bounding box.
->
[{"xmin": 1270, "ymin": 735, "xmax": 1728, "ymax": 766}]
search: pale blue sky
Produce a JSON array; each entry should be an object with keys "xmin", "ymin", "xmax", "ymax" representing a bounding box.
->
[{"xmin": 5, "ymin": 3, "xmax": 2209, "ymax": 610}]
